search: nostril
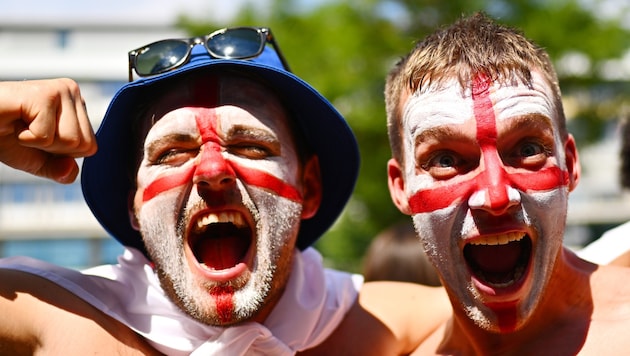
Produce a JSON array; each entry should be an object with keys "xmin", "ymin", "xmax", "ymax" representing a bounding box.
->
[
  {"xmin": 468, "ymin": 186, "xmax": 521, "ymax": 215},
  {"xmin": 194, "ymin": 170, "xmax": 236, "ymax": 189},
  {"xmin": 193, "ymin": 148, "xmax": 236, "ymax": 188}
]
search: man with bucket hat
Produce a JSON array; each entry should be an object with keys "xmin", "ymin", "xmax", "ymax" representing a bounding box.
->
[{"xmin": 0, "ymin": 27, "xmax": 449, "ymax": 354}]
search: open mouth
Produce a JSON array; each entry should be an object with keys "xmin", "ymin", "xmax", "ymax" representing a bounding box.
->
[
  {"xmin": 463, "ymin": 232, "xmax": 532, "ymax": 288},
  {"xmin": 188, "ymin": 211, "xmax": 253, "ymax": 271}
]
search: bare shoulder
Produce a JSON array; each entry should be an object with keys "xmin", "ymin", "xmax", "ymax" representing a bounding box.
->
[
  {"xmin": 0, "ymin": 268, "xmax": 160, "ymax": 355},
  {"xmin": 591, "ymin": 265, "xmax": 630, "ymax": 307},
  {"xmin": 361, "ymin": 281, "xmax": 450, "ymax": 349},
  {"xmin": 573, "ymin": 264, "xmax": 630, "ymax": 354},
  {"xmin": 299, "ymin": 281, "xmax": 450, "ymax": 355}
]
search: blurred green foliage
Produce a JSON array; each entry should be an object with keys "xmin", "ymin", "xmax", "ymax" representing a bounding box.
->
[{"xmin": 178, "ymin": 0, "xmax": 630, "ymax": 272}]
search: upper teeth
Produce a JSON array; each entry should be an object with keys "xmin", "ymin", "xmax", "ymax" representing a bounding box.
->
[
  {"xmin": 195, "ymin": 211, "xmax": 246, "ymax": 231},
  {"xmin": 468, "ymin": 232, "xmax": 525, "ymax": 246}
]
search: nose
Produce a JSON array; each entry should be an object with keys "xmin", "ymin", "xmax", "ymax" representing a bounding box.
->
[
  {"xmin": 468, "ymin": 150, "xmax": 521, "ymax": 215},
  {"xmin": 193, "ymin": 142, "xmax": 236, "ymax": 190}
]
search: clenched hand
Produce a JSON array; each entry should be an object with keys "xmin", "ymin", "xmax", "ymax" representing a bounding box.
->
[{"xmin": 0, "ymin": 78, "xmax": 97, "ymax": 183}]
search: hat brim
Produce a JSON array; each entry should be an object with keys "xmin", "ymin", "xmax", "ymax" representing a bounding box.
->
[{"xmin": 81, "ymin": 54, "xmax": 359, "ymax": 256}]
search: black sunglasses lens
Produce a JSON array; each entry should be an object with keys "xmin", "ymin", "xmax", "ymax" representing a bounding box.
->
[
  {"xmin": 207, "ymin": 28, "xmax": 264, "ymax": 59},
  {"xmin": 135, "ymin": 40, "xmax": 190, "ymax": 76}
]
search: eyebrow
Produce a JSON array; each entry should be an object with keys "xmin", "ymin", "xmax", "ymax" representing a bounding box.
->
[
  {"xmin": 226, "ymin": 125, "xmax": 282, "ymax": 151},
  {"xmin": 499, "ymin": 113, "xmax": 554, "ymax": 135},
  {"xmin": 415, "ymin": 125, "xmax": 472, "ymax": 146},
  {"xmin": 145, "ymin": 133, "xmax": 195, "ymax": 157}
]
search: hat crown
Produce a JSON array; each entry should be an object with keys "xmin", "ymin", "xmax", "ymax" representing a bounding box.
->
[{"xmin": 185, "ymin": 44, "xmax": 287, "ymax": 73}]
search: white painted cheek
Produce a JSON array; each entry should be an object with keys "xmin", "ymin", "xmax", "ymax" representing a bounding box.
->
[
  {"xmin": 412, "ymin": 205, "xmax": 463, "ymax": 286},
  {"xmin": 525, "ymin": 187, "xmax": 568, "ymax": 216},
  {"xmin": 412, "ymin": 209, "xmax": 453, "ymax": 254},
  {"xmin": 227, "ymin": 155, "xmax": 300, "ymax": 188},
  {"xmin": 260, "ymin": 141, "xmax": 301, "ymax": 186},
  {"xmin": 520, "ymin": 187, "xmax": 568, "ymax": 306},
  {"xmin": 403, "ymin": 173, "xmax": 435, "ymax": 197}
]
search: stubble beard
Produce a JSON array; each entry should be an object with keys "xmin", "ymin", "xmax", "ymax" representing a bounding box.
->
[{"xmin": 138, "ymin": 189, "xmax": 302, "ymax": 326}]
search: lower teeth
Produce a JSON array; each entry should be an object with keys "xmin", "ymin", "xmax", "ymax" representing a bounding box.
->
[{"xmin": 478, "ymin": 265, "xmax": 524, "ymax": 288}]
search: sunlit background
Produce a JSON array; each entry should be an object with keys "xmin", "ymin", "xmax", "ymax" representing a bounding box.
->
[{"xmin": 1, "ymin": 0, "xmax": 629, "ymax": 272}]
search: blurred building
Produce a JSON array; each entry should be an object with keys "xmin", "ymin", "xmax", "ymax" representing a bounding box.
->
[
  {"xmin": 566, "ymin": 123, "xmax": 630, "ymax": 248},
  {"xmin": 0, "ymin": 21, "xmax": 185, "ymax": 268}
]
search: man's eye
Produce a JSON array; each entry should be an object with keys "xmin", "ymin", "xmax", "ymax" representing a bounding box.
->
[
  {"xmin": 435, "ymin": 154, "xmax": 456, "ymax": 167},
  {"xmin": 511, "ymin": 141, "xmax": 550, "ymax": 168},
  {"xmin": 421, "ymin": 152, "xmax": 463, "ymax": 179},
  {"xmin": 229, "ymin": 144, "xmax": 274, "ymax": 159},
  {"xmin": 154, "ymin": 148, "xmax": 198, "ymax": 166},
  {"xmin": 519, "ymin": 142, "xmax": 544, "ymax": 157}
]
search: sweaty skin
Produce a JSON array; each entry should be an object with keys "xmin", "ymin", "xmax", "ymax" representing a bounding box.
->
[
  {"xmin": 391, "ymin": 71, "xmax": 574, "ymax": 333},
  {"xmin": 132, "ymin": 74, "xmax": 320, "ymax": 326}
]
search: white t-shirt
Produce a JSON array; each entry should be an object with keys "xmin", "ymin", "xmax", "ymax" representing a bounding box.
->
[{"xmin": 578, "ymin": 221, "xmax": 630, "ymax": 264}]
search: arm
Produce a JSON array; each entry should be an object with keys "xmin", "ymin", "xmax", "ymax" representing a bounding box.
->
[
  {"xmin": 0, "ymin": 269, "xmax": 160, "ymax": 355},
  {"xmin": 356, "ymin": 281, "xmax": 451, "ymax": 353},
  {"xmin": 299, "ymin": 281, "xmax": 451, "ymax": 355},
  {"xmin": 0, "ymin": 78, "xmax": 96, "ymax": 183}
]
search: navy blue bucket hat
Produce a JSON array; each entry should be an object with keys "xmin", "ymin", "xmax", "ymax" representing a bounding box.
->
[{"xmin": 81, "ymin": 41, "xmax": 360, "ymax": 256}]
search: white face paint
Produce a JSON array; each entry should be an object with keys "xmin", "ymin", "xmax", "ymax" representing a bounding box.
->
[
  {"xmin": 133, "ymin": 75, "xmax": 305, "ymax": 326},
  {"xmin": 400, "ymin": 71, "xmax": 572, "ymax": 332}
]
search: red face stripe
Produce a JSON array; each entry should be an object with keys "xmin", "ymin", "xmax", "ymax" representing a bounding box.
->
[
  {"xmin": 142, "ymin": 109, "xmax": 303, "ymax": 203},
  {"xmin": 472, "ymin": 75, "xmax": 511, "ymax": 210},
  {"xmin": 408, "ymin": 76, "xmax": 569, "ymax": 214},
  {"xmin": 232, "ymin": 164, "xmax": 303, "ymax": 202},
  {"xmin": 408, "ymin": 167, "xmax": 567, "ymax": 213},
  {"xmin": 211, "ymin": 285, "xmax": 235, "ymax": 324},
  {"xmin": 486, "ymin": 302, "xmax": 517, "ymax": 333},
  {"xmin": 143, "ymin": 168, "xmax": 195, "ymax": 202}
]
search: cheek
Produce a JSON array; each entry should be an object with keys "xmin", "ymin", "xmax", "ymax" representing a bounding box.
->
[
  {"xmin": 408, "ymin": 176, "xmax": 474, "ymax": 214},
  {"xmin": 412, "ymin": 207, "xmax": 458, "ymax": 244},
  {"xmin": 231, "ymin": 162, "xmax": 303, "ymax": 203}
]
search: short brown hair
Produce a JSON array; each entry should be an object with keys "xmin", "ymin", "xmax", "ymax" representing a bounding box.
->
[{"xmin": 384, "ymin": 12, "xmax": 566, "ymax": 167}]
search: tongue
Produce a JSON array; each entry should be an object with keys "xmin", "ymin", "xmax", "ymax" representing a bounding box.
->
[
  {"xmin": 468, "ymin": 241, "xmax": 521, "ymax": 274},
  {"xmin": 197, "ymin": 236, "xmax": 246, "ymax": 270}
]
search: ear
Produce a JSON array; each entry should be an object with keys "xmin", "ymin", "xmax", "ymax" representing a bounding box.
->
[
  {"xmin": 301, "ymin": 155, "xmax": 322, "ymax": 219},
  {"xmin": 128, "ymin": 191, "xmax": 140, "ymax": 231},
  {"xmin": 564, "ymin": 134, "xmax": 581, "ymax": 192},
  {"xmin": 388, "ymin": 158, "xmax": 412, "ymax": 215}
]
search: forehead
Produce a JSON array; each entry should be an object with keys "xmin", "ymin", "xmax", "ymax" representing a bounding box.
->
[
  {"xmin": 402, "ymin": 70, "xmax": 558, "ymax": 134},
  {"xmin": 139, "ymin": 72, "xmax": 293, "ymax": 137},
  {"xmin": 152, "ymin": 72, "xmax": 286, "ymax": 116}
]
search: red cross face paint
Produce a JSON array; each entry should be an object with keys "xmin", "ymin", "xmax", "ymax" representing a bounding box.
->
[
  {"xmin": 399, "ymin": 71, "xmax": 573, "ymax": 333},
  {"xmin": 132, "ymin": 74, "xmax": 304, "ymax": 326}
]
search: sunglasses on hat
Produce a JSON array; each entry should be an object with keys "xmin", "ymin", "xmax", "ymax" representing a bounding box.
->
[{"xmin": 127, "ymin": 26, "xmax": 291, "ymax": 81}]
